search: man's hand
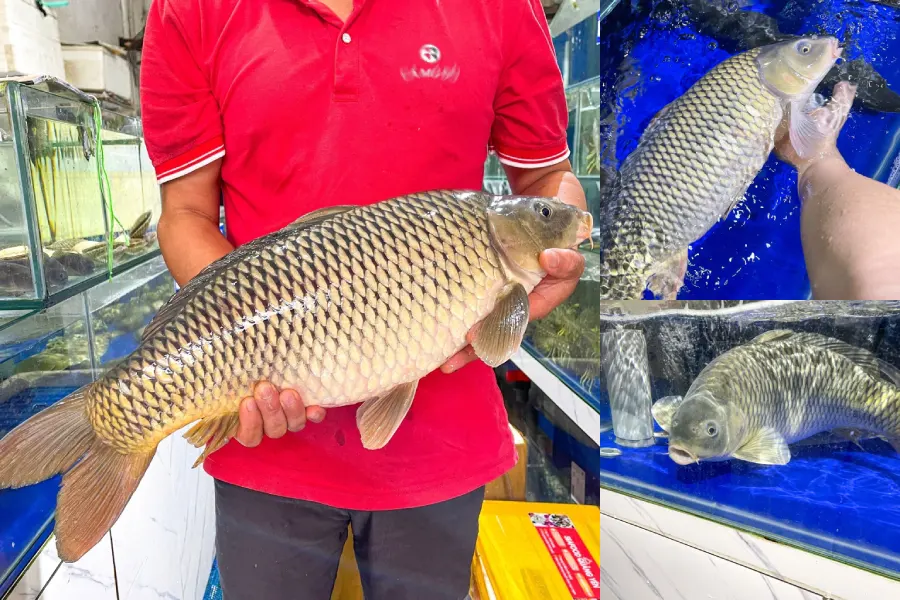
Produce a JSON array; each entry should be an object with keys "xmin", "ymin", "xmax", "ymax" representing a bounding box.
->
[
  {"xmin": 235, "ymin": 381, "xmax": 326, "ymax": 447},
  {"xmin": 440, "ymin": 247, "xmax": 585, "ymax": 373}
]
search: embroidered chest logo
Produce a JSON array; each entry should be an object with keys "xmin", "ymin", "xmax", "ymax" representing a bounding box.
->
[
  {"xmin": 420, "ymin": 44, "xmax": 441, "ymax": 64},
  {"xmin": 401, "ymin": 44, "xmax": 460, "ymax": 83}
]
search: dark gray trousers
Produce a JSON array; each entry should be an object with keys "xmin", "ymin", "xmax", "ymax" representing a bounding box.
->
[{"xmin": 214, "ymin": 480, "xmax": 484, "ymax": 600}]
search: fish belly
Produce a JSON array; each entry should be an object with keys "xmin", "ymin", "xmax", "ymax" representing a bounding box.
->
[
  {"xmin": 599, "ymin": 48, "xmax": 782, "ymax": 300},
  {"xmin": 86, "ymin": 191, "xmax": 507, "ymax": 451}
]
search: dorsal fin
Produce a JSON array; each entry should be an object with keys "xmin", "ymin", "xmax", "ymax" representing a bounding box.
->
[
  {"xmin": 877, "ymin": 359, "xmax": 900, "ymax": 388},
  {"xmin": 141, "ymin": 205, "xmax": 357, "ymax": 343},
  {"xmin": 289, "ymin": 205, "xmax": 357, "ymax": 227},
  {"xmin": 750, "ymin": 329, "xmax": 892, "ymax": 383},
  {"xmin": 748, "ymin": 329, "xmax": 795, "ymax": 345}
]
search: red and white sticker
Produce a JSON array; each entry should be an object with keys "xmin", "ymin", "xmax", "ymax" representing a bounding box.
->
[{"xmin": 529, "ymin": 513, "xmax": 600, "ymax": 599}]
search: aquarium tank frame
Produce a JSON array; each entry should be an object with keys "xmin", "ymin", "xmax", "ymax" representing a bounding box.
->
[
  {"xmin": 0, "ymin": 80, "xmax": 161, "ymax": 312},
  {"xmin": 0, "ymin": 254, "xmax": 173, "ymax": 598}
]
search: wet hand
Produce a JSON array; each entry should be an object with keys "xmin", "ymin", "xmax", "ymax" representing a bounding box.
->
[
  {"xmin": 775, "ymin": 82, "xmax": 857, "ymax": 174},
  {"xmin": 440, "ymin": 248, "xmax": 585, "ymax": 373},
  {"xmin": 235, "ymin": 381, "xmax": 326, "ymax": 447}
]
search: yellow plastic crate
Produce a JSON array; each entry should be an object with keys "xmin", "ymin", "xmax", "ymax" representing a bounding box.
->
[
  {"xmin": 484, "ymin": 425, "xmax": 528, "ymax": 502},
  {"xmin": 330, "ymin": 528, "xmax": 364, "ymax": 600},
  {"xmin": 471, "ymin": 501, "xmax": 600, "ymax": 600}
]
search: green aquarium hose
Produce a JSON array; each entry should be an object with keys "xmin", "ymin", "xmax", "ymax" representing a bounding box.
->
[{"xmin": 92, "ymin": 102, "xmax": 127, "ymax": 278}]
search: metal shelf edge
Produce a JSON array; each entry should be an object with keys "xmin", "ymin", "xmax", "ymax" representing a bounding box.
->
[{"xmin": 509, "ymin": 347, "xmax": 600, "ymax": 443}]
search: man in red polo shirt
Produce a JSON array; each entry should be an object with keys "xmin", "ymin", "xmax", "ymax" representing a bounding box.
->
[{"xmin": 140, "ymin": 0, "xmax": 587, "ymax": 597}]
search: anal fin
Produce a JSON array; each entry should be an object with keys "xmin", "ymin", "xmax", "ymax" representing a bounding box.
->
[
  {"xmin": 184, "ymin": 413, "xmax": 240, "ymax": 468},
  {"xmin": 357, "ymin": 381, "xmax": 418, "ymax": 450},
  {"xmin": 646, "ymin": 249, "xmax": 688, "ymax": 300}
]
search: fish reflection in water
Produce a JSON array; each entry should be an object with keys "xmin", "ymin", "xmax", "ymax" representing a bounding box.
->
[{"xmin": 652, "ymin": 329, "xmax": 900, "ymax": 466}]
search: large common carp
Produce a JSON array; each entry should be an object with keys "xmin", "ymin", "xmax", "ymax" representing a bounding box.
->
[
  {"xmin": 652, "ymin": 330, "xmax": 900, "ymax": 466},
  {"xmin": 0, "ymin": 190, "xmax": 592, "ymax": 562},
  {"xmin": 598, "ymin": 37, "xmax": 843, "ymax": 300}
]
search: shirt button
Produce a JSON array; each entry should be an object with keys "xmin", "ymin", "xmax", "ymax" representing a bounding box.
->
[{"xmin": 341, "ymin": 33, "xmax": 352, "ymax": 44}]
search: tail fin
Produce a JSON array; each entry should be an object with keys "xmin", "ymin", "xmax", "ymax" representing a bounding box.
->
[{"xmin": 0, "ymin": 386, "xmax": 154, "ymax": 562}]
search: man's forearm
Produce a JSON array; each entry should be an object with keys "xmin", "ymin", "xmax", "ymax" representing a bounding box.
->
[
  {"xmin": 507, "ymin": 161, "xmax": 588, "ymax": 210},
  {"xmin": 800, "ymin": 157, "xmax": 900, "ymax": 299},
  {"xmin": 158, "ymin": 209, "xmax": 234, "ymax": 287}
]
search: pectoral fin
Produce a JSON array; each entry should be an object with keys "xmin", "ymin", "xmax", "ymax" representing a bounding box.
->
[
  {"xmin": 471, "ymin": 283, "xmax": 530, "ymax": 367},
  {"xmin": 789, "ymin": 98, "xmax": 836, "ymax": 160},
  {"xmin": 357, "ymin": 381, "xmax": 418, "ymax": 450},
  {"xmin": 733, "ymin": 427, "xmax": 790, "ymax": 465},
  {"xmin": 651, "ymin": 395, "xmax": 684, "ymax": 432}
]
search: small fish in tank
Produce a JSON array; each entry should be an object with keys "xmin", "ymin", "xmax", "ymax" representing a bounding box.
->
[
  {"xmin": 0, "ymin": 261, "xmax": 33, "ymax": 294},
  {"xmin": 50, "ymin": 251, "xmax": 98, "ymax": 277},
  {"xmin": 651, "ymin": 329, "xmax": 900, "ymax": 466},
  {"xmin": 596, "ymin": 36, "xmax": 842, "ymax": 300}
]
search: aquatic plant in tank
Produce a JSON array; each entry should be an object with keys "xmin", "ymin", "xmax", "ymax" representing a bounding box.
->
[{"xmin": 594, "ymin": 0, "xmax": 900, "ymax": 300}]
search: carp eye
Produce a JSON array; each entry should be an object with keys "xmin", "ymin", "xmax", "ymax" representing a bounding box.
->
[
  {"xmin": 534, "ymin": 203, "xmax": 552, "ymax": 218},
  {"xmin": 798, "ymin": 42, "xmax": 811, "ymax": 55},
  {"xmin": 706, "ymin": 423, "xmax": 718, "ymax": 437}
]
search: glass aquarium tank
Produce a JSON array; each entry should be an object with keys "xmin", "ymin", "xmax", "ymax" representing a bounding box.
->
[
  {"xmin": 595, "ymin": 0, "xmax": 900, "ymax": 300},
  {"xmin": 597, "ymin": 300, "xmax": 900, "ymax": 580},
  {"xmin": 0, "ymin": 79, "xmax": 161, "ymax": 308},
  {"xmin": 483, "ymin": 151, "xmax": 511, "ymax": 196},
  {"xmin": 86, "ymin": 259, "xmax": 174, "ymax": 370},
  {"xmin": 0, "ymin": 255, "xmax": 171, "ymax": 597}
]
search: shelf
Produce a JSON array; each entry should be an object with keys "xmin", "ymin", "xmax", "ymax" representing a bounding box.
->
[{"xmin": 509, "ymin": 347, "xmax": 601, "ymax": 444}]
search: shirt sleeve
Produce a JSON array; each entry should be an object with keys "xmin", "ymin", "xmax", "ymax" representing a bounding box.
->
[
  {"xmin": 489, "ymin": 0, "xmax": 570, "ymax": 169},
  {"xmin": 139, "ymin": 0, "xmax": 225, "ymax": 184}
]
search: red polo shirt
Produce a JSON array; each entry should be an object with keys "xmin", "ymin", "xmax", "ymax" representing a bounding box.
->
[{"xmin": 140, "ymin": 0, "xmax": 569, "ymax": 510}]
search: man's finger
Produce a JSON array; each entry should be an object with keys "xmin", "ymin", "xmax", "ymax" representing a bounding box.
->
[
  {"xmin": 440, "ymin": 345, "xmax": 477, "ymax": 374},
  {"xmin": 306, "ymin": 406, "xmax": 327, "ymax": 424},
  {"xmin": 539, "ymin": 249, "xmax": 585, "ymax": 279},
  {"xmin": 280, "ymin": 389, "xmax": 307, "ymax": 432},
  {"xmin": 255, "ymin": 381, "xmax": 288, "ymax": 439},
  {"xmin": 833, "ymin": 82, "xmax": 857, "ymax": 127},
  {"xmin": 236, "ymin": 397, "xmax": 263, "ymax": 447}
]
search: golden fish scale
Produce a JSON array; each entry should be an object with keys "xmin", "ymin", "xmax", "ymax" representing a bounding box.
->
[
  {"xmin": 87, "ymin": 192, "xmax": 506, "ymax": 452},
  {"xmin": 695, "ymin": 339, "xmax": 900, "ymax": 440},
  {"xmin": 599, "ymin": 48, "xmax": 782, "ymax": 298}
]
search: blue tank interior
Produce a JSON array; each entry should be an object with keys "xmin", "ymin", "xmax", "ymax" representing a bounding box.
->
[
  {"xmin": 596, "ymin": 0, "xmax": 900, "ymax": 300},
  {"xmin": 598, "ymin": 416, "xmax": 900, "ymax": 577}
]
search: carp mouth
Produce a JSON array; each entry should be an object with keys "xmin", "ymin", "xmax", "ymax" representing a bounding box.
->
[{"xmin": 669, "ymin": 444, "xmax": 699, "ymax": 466}]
